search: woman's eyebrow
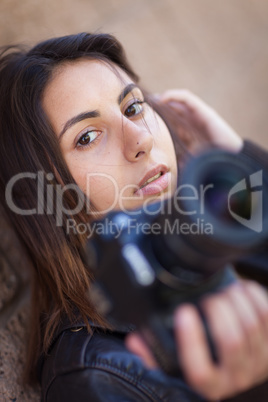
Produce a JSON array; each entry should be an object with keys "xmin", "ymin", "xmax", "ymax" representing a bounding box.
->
[
  {"xmin": 59, "ymin": 83, "xmax": 139, "ymax": 140},
  {"xmin": 117, "ymin": 83, "xmax": 139, "ymax": 104},
  {"xmin": 59, "ymin": 110, "xmax": 100, "ymax": 140}
]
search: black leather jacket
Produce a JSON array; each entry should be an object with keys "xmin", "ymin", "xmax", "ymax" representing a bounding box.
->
[
  {"xmin": 40, "ymin": 318, "xmax": 207, "ymax": 401},
  {"xmin": 39, "ymin": 292, "xmax": 268, "ymax": 402}
]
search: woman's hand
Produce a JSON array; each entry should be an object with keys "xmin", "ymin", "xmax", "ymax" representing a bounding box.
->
[
  {"xmin": 126, "ymin": 280, "xmax": 268, "ymax": 401},
  {"xmin": 156, "ymin": 89, "xmax": 243, "ymax": 153}
]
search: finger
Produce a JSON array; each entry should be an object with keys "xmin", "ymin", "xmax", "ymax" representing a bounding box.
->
[
  {"xmin": 158, "ymin": 89, "xmax": 242, "ymax": 151},
  {"xmin": 159, "ymin": 90, "xmax": 214, "ymax": 128},
  {"xmin": 125, "ymin": 333, "xmax": 158, "ymax": 369},
  {"xmin": 224, "ymin": 283, "xmax": 266, "ymax": 382},
  {"xmin": 201, "ymin": 292, "xmax": 251, "ymax": 391},
  {"xmin": 174, "ymin": 304, "xmax": 228, "ymax": 400},
  {"xmin": 159, "ymin": 89, "xmax": 210, "ymax": 116},
  {"xmin": 243, "ymin": 280, "xmax": 268, "ymax": 333},
  {"xmin": 226, "ymin": 282, "xmax": 267, "ymax": 351},
  {"xmin": 242, "ymin": 281, "xmax": 268, "ymax": 380}
]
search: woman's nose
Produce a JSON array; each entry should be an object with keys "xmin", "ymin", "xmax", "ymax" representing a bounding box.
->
[{"xmin": 121, "ymin": 118, "xmax": 154, "ymax": 162}]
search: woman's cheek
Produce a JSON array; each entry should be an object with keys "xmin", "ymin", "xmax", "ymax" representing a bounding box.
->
[{"xmin": 85, "ymin": 174, "xmax": 120, "ymax": 213}]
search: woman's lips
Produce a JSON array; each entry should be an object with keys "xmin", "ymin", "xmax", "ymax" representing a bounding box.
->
[{"xmin": 135, "ymin": 166, "xmax": 170, "ymax": 196}]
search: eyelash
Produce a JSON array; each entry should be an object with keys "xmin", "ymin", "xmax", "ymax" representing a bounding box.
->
[
  {"xmin": 75, "ymin": 100, "xmax": 145, "ymax": 149},
  {"xmin": 76, "ymin": 130, "xmax": 101, "ymax": 149},
  {"xmin": 124, "ymin": 100, "xmax": 145, "ymax": 118}
]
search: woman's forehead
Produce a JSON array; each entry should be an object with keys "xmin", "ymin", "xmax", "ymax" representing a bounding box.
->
[
  {"xmin": 48, "ymin": 58, "xmax": 133, "ymax": 92},
  {"xmin": 43, "ymin": 58, "xmax": 135, "ymax": 112}
]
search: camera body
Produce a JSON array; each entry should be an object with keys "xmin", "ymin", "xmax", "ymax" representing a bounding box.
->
[{"xmin": 86, "ymin": 147, "xmax": 268, "ymax": 375}]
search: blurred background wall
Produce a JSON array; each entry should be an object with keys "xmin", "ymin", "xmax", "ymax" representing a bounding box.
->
[
  {"xmin": 0, "ymin": 0, "xmax": 268, "ymax": 146},
  {"xmin": 0, "ymin": 0, "xmax": 267, "ymax": 400}
]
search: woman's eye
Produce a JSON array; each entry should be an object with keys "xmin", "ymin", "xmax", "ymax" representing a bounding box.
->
[
  {"xmin": 77, "ymin": 130, "xmax": 99, "ymax": 147},
  {"xmin": 125, "ymin": 101, "xmax": 144, "ymax": 117}
]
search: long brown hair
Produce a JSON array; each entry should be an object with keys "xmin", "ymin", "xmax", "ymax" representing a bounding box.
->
[{"xmin": 0, "ymin": 32, "xmax": 194, "ymax": 385}]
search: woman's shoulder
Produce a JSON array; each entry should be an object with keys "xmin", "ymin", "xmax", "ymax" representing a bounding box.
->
[{"xmin": 40, "ymin": 321, "xmax": 206, "ymax": 402}]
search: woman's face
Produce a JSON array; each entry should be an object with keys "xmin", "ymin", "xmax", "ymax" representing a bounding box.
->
[{"xmin": 43, "ymin": 59, "xmax": 177, "ymax": 215}]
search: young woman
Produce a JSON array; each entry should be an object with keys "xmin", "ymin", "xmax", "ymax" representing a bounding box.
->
[{"xmin": 0, "ymin": 32, "xmax": 268, "ymax": 401}]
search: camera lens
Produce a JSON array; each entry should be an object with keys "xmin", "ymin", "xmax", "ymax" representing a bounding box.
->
[{"xmin": 203, "ymin": 169, "xmax": 251, "ymax": 225}]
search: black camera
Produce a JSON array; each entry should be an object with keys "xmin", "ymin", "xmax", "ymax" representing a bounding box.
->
[{"xmin": 86, "ymin": 146, "xmax": 268, "ymax": 376}]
